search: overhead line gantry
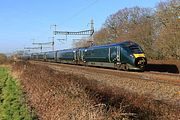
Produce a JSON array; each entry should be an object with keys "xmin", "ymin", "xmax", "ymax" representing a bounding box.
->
[{"xmin": 53, "ymin": 20, "xmax": 94, "ymax": 44}]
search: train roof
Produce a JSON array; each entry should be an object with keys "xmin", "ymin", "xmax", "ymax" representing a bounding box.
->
[
  {"xmin": 31, "ymin": 53, "xmax": 39, "ymax": 55},
  {"xmin": 89, "ymin": 40, "xmax": 139, "ymax": 49},
  {"xmin": 56, "ymin": 48, "xmax": 78, "ymax": 52},
  {"xmin": 29, "ymin": 41, "xmax": 140, "ymax": 54}
]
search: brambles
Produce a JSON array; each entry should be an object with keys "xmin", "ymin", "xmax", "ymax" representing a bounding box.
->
[
  {"xmin": 11, "ymin": 61, "xmax": 180, "ymax": 119},
  {"xmin": 12, "ymin": 61, "xmax": 138, "ymax": 119}
]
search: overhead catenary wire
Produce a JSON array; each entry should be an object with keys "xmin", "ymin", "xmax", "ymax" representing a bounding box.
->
[
  {"xmin": 49, "ymin": 1, "xmax": 98, "ymax": 50},
  {"xmin": 61, "ymin": 0, "xmax": 99, "ymax": 25}
]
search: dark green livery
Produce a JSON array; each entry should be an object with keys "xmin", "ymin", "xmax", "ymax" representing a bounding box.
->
[{"xmin": 27, "ymin": 41, "xmax": 147, "ymax": 71}]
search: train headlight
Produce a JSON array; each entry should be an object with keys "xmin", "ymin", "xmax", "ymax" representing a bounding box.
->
[{"xmin": 130, "ymin": 54, "xmax": 134, "ymax": 58}]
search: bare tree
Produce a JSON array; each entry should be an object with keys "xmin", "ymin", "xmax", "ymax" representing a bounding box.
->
[
  {"xmin": 93, "ymin": 28, "xmax": 111, "ymax": 45},
  {"xmin": 101, "ymin": 7, "xmax": 154, "ymax": 57},
  {"xmin": 154, "ymin": 0, "xmax": 180, "ymax": 59},
  {"xmin": 73, "ymin": 37, "xmax": 92, "ymax": 48},
  {"xmin": 73, "ymin": 0, "xmax": 179, "ymax": 60}
]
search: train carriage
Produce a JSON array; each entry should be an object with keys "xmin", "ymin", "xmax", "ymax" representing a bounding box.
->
[
  {"xmin": 45, "ymin": 51, "xmax": 56, "ymax": 62},
  {"xmin": 31, "ymin": 53, "xmax": 39, "ymax": 60},
  {"xmin": 37, "ymin": 52, "xmax": 46, "ymax": 61},
  {"xmin": 21, "ymin": 53, "xmax": 31, "ymax": 60},
  {"xmin": 56, "ymin": 49, "xmax": 77, "ymax": 64},
  {"xmin": 83, "ymin": 41, "xmax": 147, "ymax": 70}
]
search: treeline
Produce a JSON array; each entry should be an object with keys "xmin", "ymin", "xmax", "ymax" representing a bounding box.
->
[{"xmin": 75, "ymin": 0, "xmax": 180, "ymax": 59}]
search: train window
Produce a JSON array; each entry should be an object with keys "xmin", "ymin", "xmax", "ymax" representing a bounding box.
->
[
  {"xmin": 129, "ymin": 45, "xmax": 143, "ymax": 54},
  {"xmin": 122, "ymin": 46, "xmax": 130, "ymax": 53}
]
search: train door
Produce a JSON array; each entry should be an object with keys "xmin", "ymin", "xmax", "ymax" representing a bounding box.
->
[
  {"xmin": 76, "ymin": 49, "xmax": 81, "ymax": 64},
  {"xmin": 117, "ymin": 46, "xmax": 121, "ymax": 62},
  {"xmin": 77, "ymin": 49, "xmax": 80, "ymax": 61},
  {"xmin": 44, "ymin": 53, "xmax": 47, "ymax": 61},
  {"xmin": 54, "ymin": 51, "xmax": 57, "ymax": 62},
  {"xmin": 80, "ymin": 49, "xmax": 84, "ymax": 61},
  {"xmin": 110, "ymin": 46, "xmax": 117, "ymax": 62},
  {"xmin": 73, "ymin": 50, "xmax": 77, "ymax": 61}
]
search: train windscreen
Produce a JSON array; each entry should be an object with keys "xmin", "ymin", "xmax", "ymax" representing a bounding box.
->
[{"xmin": 129, "ymin": 45, "xmax": 143, "ymax": 54}]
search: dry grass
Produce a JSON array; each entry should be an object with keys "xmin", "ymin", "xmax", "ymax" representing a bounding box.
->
[{"xmin": 11, "ymin": 61, "xmax": 180, "ymax": 120}]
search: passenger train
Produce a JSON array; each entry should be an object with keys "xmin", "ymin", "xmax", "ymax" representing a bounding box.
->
[{"xmin": 22, "ymin": 41, "xmax": 147, "ymax": 71}]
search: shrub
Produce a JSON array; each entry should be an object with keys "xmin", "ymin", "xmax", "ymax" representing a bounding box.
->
[{"xmin": 0, "ymin": 53, "xmax": 7, "ymax": 64}]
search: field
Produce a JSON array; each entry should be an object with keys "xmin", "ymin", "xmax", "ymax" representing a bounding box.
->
[
  {"xmin": 10, "ymin": 60, "xmax": 180, "ymax": 120},
  {"xmin": 0, "ymin": 67, "xmax": 37, "ymax": 120}
]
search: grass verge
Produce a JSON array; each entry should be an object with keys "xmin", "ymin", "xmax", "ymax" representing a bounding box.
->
[{"xmin": 0, "ymin": 67, "xmax": 37, "ymax": 120}]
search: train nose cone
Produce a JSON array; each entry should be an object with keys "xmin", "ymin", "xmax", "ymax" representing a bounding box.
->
[{"xmin": 135, "ymin": 56, "xmax": 147, "ymax": 70}]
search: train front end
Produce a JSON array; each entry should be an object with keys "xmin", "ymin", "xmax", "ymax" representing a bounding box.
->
[
  {"xmin": 133, "ymin": 52, "xmax": 147, "ymax": 70},
  {"xmin": 121, "ymin": 41, "xmax": 147, "ymax": 71},
  {"xmin": 129, "ymin": 42, "xmax": 147, "ymax": 70}
]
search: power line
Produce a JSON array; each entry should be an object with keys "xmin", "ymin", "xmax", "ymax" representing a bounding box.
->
[
  {"xmin": 54, "ymin": 19, "xmax": 94, "ymax": 36},
  {"xmin": 54, "ymin": 19, "xmax": 94, "ymax": 47},
  {"xmin": 61, "ymin": 0, "xmax": 99, "ymax": 24}
]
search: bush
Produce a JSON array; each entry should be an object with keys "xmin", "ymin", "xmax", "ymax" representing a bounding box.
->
[{"xmin": 0, "ymin": 53, "xmax": 7, "ymax": 64}]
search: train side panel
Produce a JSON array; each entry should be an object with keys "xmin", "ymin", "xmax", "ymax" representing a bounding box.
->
[
  {"xmin": 31, "ymin": 53, "xmax": 39, "ymax": 60},
  {"xmin": 57, "ymin": 49, "xmax": 77, "ymax": 64},
  {"xmin": 84, "ymin": 46, "xmax": 109, "ymax": 62},
  {"xmin": 46, "ymin": 51, "xmax": 56, "ymax": 62},
  {"xmin": 37, "ymin": 52, "xmax": 46, "ymax": 61}
]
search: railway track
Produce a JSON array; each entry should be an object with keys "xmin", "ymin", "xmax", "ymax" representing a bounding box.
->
[{"xmin": 30, "ymin": 61, "xmax": 180, "ymax": 86}]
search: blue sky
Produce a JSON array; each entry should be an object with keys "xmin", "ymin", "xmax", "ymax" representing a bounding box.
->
[{"xmin": 0, "ymin": 0, "xmax": 161, "ymax": 54}]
